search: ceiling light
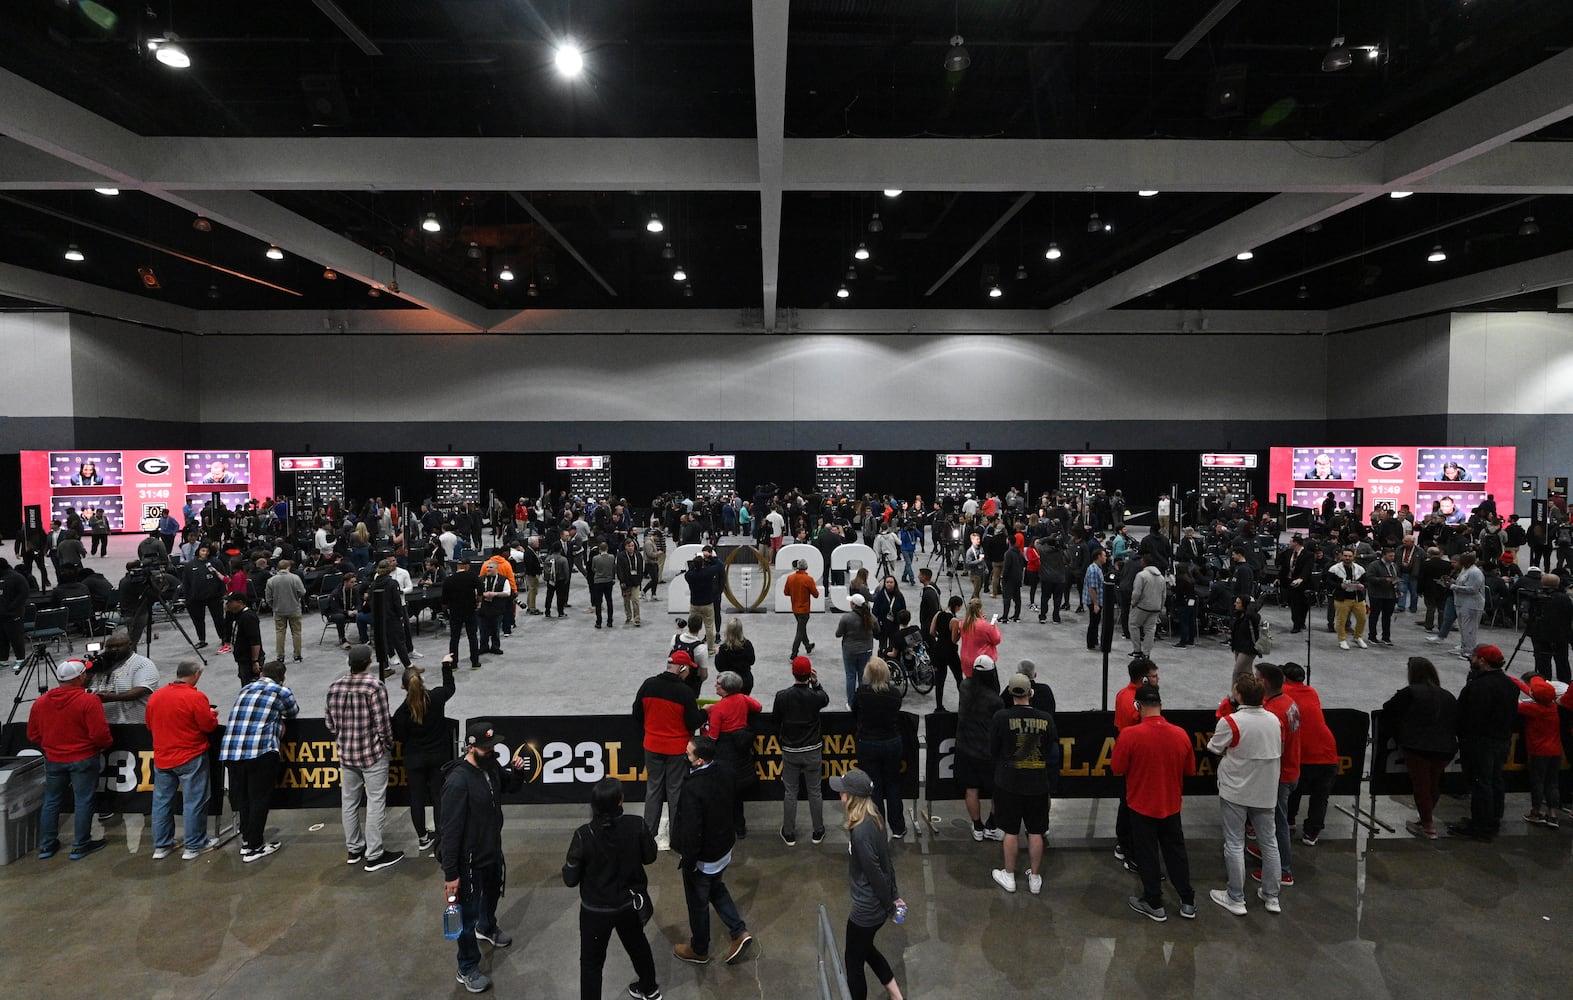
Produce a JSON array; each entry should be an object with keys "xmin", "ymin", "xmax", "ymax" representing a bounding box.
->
[
  {"xmin": 646, "ymin": 212, "xmax": 664, "ymax": 233},
  {"xmin": 498, "ymin": 264, "xmax": 515, "ymax": 282},
  {"xmin": 1086, "ymin": 212, "xmax": 1102, "ymax": 233},
  {"xmin": 63, "ymin": 243, "xmax": 85, "ymax": 262},
  {"xmin": 208, "ymin": 284, "xmax": 222, "ymax": 301},
  {"xmin": 1427, "ymin": 244, "xmax": 1447, "ymax": 263},
  {"xmin": 1137, "ymin": 190, "xmax": 1159, "ymax": 198},
  {"xmin": 1366, "ymin": 46, "xmax": 1380, "ymax": 61},
  {"xmin": 421, "ymin": 212, "xmax": 441, "ymax": 233},
  {"xmin": 944, "ymin": 35, "xmax": 971, "ymax": 72},
  {"xmin": 1044, "ymin": 242, "xmax": 1062, "ymax": 260},
  {"xmin": 867, "ymin": 212, "xmax": 884, "ymax": 233},
  {"xmin": 987, "ymin": 282, "xmax": 1003, "ymax": 299},
  {"xmin": 1389, "ymin": 191, "xmax": 1413, "ymax": 199},
  {"xmin": 554, "ymin": 43, "xmax": 584, "ymax": 78},
  {"xmin": 836, "ymin": 284, "xmax": 850, "ymax": 299},
  {"xmin": 1103, "ymin": 221, "xmax": 1114, "ymax": 233},
  {"xmin": 265, "ymin": 244, "xmax": 284, "ymax": 261},
  {"xmin": 1014, "ymin": 264, "xmax": 1028, "ymax": 281},
  {"xmin": 149, "ymin": 35, "xmax": 191, "ymax": 70},
  {"xmin": 660, "ymin": 242, "xmax": 676, "ymax": 260},
  {"xmin": 467, "ymin": 242, "xmax": 482, "ymax": 260},
  {"xmin": 683, "ymin": 283, "xmax": 694, "ymax": 298},
  {"xmin": 1296, "ymin": 284, "xmax": 1310, "ymax": 301},
  {"xmin": 1518, "ymin": 216, "xmax": 1540, "ymax": 236},
  {"xmin": 367, "ymin": 286, "xmax": 381, "ymax": 298},
  {"xmin": 1321, "ymin": 35, "xmax": 1352, "ymax": 72},
  {"xmin": 1305, "ymin": 221, "xmax": 1324, "ymax": 233},
  {"xmin": 94, "ymin": 187, "xmax": 119, "ymax": 196},
  {"xmin": 1235, "ymin": 250, "xmax": 1254, "ymax": 261},
  {"xmin": 845, "ymin": 266, "xmax": 857, "ymax": 281},
  {"xmin": 854, "ymin": 242, "xmax": 871, "ymax": 261},
  {"xmin": 192, "ymin": 215, "xmax": 212, "ymax": 232},
  {"xmin": 322, "ymin": 267, "xmax": 337, "ymax": 280},
  {"xmin": 526, "ymin": 281, "xmax": 539, "ymax": 298},
  {"xmin": 883, "ymin": 189, "xmax": 902, "ymax": 198},
  {"xmin": 672, "ymin": 265, "xmax": 687, "ymax": 282}
]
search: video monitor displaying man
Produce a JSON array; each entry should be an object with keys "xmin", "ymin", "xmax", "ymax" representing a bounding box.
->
[
  {"xmin": 50, "ymin": 495, "xmax": 126, "ymax": 531},
  {"xmin": 184, "ymin": 451, "xmax": 251, "ymax": 486},
  {"xmin": 1293, "ymin": 488, "xmax": 1355, "ymax": 511},
  {"xmin": 1416, "ymin": 448, "xmax": 1488, "ymax": 483},
  {"xmin": 49, "ymin": 452, "xmax": 124, "ymax": 488},
  {"xmin": 1417, "ymin": 490, "xmax": 1484, "ymax": 525},
  {"xmin": 1292, "ymin": 448, "xmax": 1357, "ymax": 482}
]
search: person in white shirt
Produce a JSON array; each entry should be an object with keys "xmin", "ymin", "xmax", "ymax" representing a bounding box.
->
[
  {"xmin": 1207, "ymin": 674, "xmax": 1283, "ymax": 915},
  {"xmin": 438, "ymin": 526, "xmax": 461, "ymax": 565},
  {"xmin": 1157, "ymin": 495, "xmax": 1173, "ymax": 537},
  {"xmin": 1326, "ymin": 549, "xmax": 1368, "ymax": 651},
  {"xmin": 314, "ymin": 523, "xmax": 336, "ymax": 558}
]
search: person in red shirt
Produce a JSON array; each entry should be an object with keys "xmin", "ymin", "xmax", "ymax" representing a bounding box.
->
[
  {"xmin": 28, "ymin": 657, "xmax": 113, "ymax": 859},
  {"xmin": 1249, "ymin": 663, "xmax": 1301, "ymax": 886},
  {"xmin": 1513, "ymin": 674, "xmax": 1562, "ymax": 828},
  {"xmin": 706, "ymin": 671, "xmax": 763, "ymax": 837},
  {"xmin": 145, "ymin": 659, "xmax": 220, "ymax": 859},
  {"xmin": 1281, "ymin": 663, "xmax": 1338, "ymax": 846},
  {"xmin": 1112, "ymin": 658, "xmax": 1159, "ymax": 871},
  {"xmin": 1110, "ymin": 684, "xmax": 1197, "ymax": 922}
]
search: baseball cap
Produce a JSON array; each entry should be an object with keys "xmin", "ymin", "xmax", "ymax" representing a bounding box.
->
[
  {"xmin": 668, "ymin": 649, "xmax": 695, "ymax": 669},
  {"xmin": 1006, "ymin": 673, "xmax": 1032, "ymax": 697},
  {"xmin": 1525, "ymin": 565, "xmax": 1543, "ymax": 576},
  {"xmin": 1473, "ymin": 645, "xmax": 1504, "ymax": 667},
  {"xmin": 829, "ymin": 768, "xmax": 875, "ymax": 797},
  {"xmin": 791, "ymin": 655, "xmax": 814, "ymax": 678},
  {"xmin": 1529, "ymin": 677, "xmax": 1556, "ymax": 704},
  {"xmin": 56, "ymin": 659, "xmax": 88, "ymax": 682},
  {"xmin": 225, "ymin": 591, "xmax": 249, "ymax": 603},
  {"xmin": 1134, "ymin": 685, "xmax": 1163, "ymax": 706},
  {"xmin": 973, "ymin": 654, "xmax": 996, "ymax": 673},
  {"xmin": 849, "ymin": 593, "xmax": 867, "ymax": 607},
  {"xmin": 465, "ymin": 720, "xmax": 504, "ymax": 747}
]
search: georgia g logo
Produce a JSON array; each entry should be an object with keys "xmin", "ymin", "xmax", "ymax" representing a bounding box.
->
[
  {"xmin": 136, "ymin": 457, "xmax": 170, "ymax": 475},
  {"xmin": 1369, "ymin": 453, "xmax": 1403, "ymax": 472}
]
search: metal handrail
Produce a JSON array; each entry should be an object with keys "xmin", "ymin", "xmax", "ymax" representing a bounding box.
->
[{"xmin": 816, "ymin": 904, "xmax": 853, "ymax": 1000}]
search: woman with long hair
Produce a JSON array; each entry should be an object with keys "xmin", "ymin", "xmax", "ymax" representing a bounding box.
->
[
  {"xmin": 714, "ymin": 618, "xmax": 757, "ymax": 695},
  {"xmin": 953, "ymin": 598, "xmax": 1001, "ymax": 681},
  {"xmin": 391, "ymin": 657, "xmax": 456, "ymax": 852},
  {"xmin": 1380, "ymin": 657, "xmax": 1458, "ymax": 839},
  {"xmin": 562, "ymin": 778, "xmax": 660, "ymax": 1000},
  {"xmin": 956, "ymin": 656, "xmax": 1004, "ymax": 840},
  {"xmin": 849, "ymin": 567, "xmax": 873, "ymax": 604},
  {"xmin": 832, "ymin": 768, "xmax": 906, "ymax": 1000},
  {"xmin": 351, "ymin": 521, "xmax": 372, "ymax": 571},
  {"xmin": 852, "ymin": 657, "xmax": 907, "ymax": 839},
  {"xmin": 836, "ymin": 593, "xmax": 878, "ymax": 708},
  {"xmin": 871, "ymin": 575, "xmax": 906, "ymax": 658}
]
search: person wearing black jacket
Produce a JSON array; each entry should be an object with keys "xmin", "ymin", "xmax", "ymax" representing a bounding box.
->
[
  {"xmin": 393, "ymin": 660, "xmax": 456, "ymax": 854},
  {"xmin": 367, "ymin": 560, "xmax": 410, "ymax": 678},
  {"xmin": 0, "ymin": 558, "xmax": 28, "ymax": 673},
  {"xmin": 181, "ymin": 543, "xmax": 231, "ymax": 650},
  {"xmin": 441, "ymin": 559, "xmax": 483, "ymax": 671},
  {"xmin": 1280, "ymin": 535, "xmax": 1314, "ymax": 634},
  {"xmin": 616, "ymin": 538, "xmax": 646, "ymax": 627},
  {"xmin": 852, "ymin": 657, "xmax": 907, "ymax": 839},
  {"xmin": 957, "ymin": 656, "xmax": 1005, "ymax": 841},
  {"xmin": 1447, "ymin": 644, "xmax": 1521, "ymax": 841},
  {"xmin": 672, "ymin": 735, "xmax": 754, "ymax": 967},
  {"xmin": 773, "ymin": 656, "xmax": 830, "ymax": 846},
  {"xmin": 1527, "ymin": 572, "xmax": 1573, "ymax": 683},
  {"xmin": 439, "ymin": 720, "xmax": 528, "ymax": 995},
  {"xmin": 1382, "ymin": 656, "xmax": 1458, "ymax": 839},
  {"xmin": 327, "ymin": 572, "xmax": 362, "ymax": 647},
  {"xmin": 562, "ymin": 778, "xmax": 661, "ymax": 1000}
]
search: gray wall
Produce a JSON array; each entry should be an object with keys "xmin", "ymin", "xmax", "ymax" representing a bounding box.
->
[
  {"xmin": 67, "ymin": 314, "xmax": 199, "ymax": 445},
  {"xmin": 0, "ymin": 311, "xmax": 74, "ymax": 450}
]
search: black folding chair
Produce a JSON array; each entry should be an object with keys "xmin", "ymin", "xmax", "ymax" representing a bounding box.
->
[{"xmin": 26, "ymin": 607, "xmax": 68, "ymax": 652}]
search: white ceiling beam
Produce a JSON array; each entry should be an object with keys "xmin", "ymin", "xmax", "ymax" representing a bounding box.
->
[
  {"xmin": 0, "ymin": 261, "xmax": 196, "ymax": 331},
  {"xmin": 1045, "ymin": 50, "xmax": 1573, "ymax": 329},
  {"xmin": 791, "ymin": 308, "xmax": 1326, "ymax": 336},
  {"xmin": 0, "ymin": 138, "xmax": 115, "ymax": 190},
  {"xmin": 1415, "ymin": 142, "xmax": 1573, "ymax": 195},
  {"xmin": 1326, "ymin": 247, "xmax": 1573, "ymax": 333},
  {"xmin": 0, "ymin": 69, "xmax": 146, "ymax": 183},
  {"xmin": 753, "ymin": 0, "xmax": 790, "ymax": 333}
]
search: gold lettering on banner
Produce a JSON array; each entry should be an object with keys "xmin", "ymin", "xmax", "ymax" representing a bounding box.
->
[
  {"xmin": 606, "ymin": 742, "xmax": 643, "ymax": 782},
  {"xmin": 282, "ymin": 740, "xmax": 339, "ymax": 764},
  {"xmin": 1337, "ymin": 754, "xmax": 1353, "ymax": 776},
  {"xmin": 1059, "ymin": 737, "xmax": 1089, "ymax": 776},
  {"xmin": 138, "ymin": 750, "xmax": 156, "ymax": 792},
  {"xmin": 280, "ymin": 766, "xmax": 341, "ymax": 788},
  {"xmin": 1090, "ymin": 736, "xmax": 1115, "ymax": 777}
]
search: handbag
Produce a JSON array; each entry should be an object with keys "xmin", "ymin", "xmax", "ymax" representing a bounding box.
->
[
  {"xmin": 630, "ymin": 889, "xmax": 654, "ymax": 926},
  {"xmin": 1253, "ymin": 621, "xmax": 1274, "ymax": 656}
]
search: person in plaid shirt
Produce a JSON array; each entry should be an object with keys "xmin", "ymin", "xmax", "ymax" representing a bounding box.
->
[
  {"xmin": 220, "ymin": 660, "xmax": 299, "ymax": 863},
  {"xmin": 326, "ymin": 645, "xmax": 403, "ymax": 872}
]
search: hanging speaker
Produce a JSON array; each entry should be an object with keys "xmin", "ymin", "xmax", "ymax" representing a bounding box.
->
[{"xmin": 1206, "ymin": 64, "xmax": 1247, "ymax": 119}]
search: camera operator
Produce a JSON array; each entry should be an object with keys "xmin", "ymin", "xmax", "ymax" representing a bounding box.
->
[
  {"xmin": 1526, "ymin": 572, "xmax": 1573, "ymax": 683},
  {"xmin": 117, "ymin": 559, "xmax": 179, "ymax": 651},
  {"xmin": 137, "ymin": 530, "xmax": 170, "ymax": 572}
]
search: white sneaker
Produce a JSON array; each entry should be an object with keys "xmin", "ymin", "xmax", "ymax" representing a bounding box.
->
[
  {"xmin": 991, "ymin": 868, "xmax": 1017, "ymax": 893},
  {"xmin": 151, "ymin": 847, "xmax": 172, "ymax": 860},
  {"xmin": 1424, "ymin": 636, "xmax": 1441, "ymax": 643},
  {"xmin": 181, "ymin": 840, "xmax": 211, "ymax": 861},
  {"xmin": 655, "ymin": 835, "xmax": 670, "ymax": 852},
  {"xmin": 1027, "ymin": 872, "xmax": 1043, "ymax": 895},
  {"xmin": 1258, "ymin": 888, "xmax": 1282, "ymax": 914},
  {"xmin": 1339, "ymin": 640, "xmax": 1349, "ymax": 650},
  {"xmin": 982, "ymin": 825, "xmax": 1005, "ymax": 841},
  {"xmin": 1210, "ymin": 889, "xmax": 1247, "ymax": 915},
  {"xmin": 1355, "ymin": 638, "xmax": 1368, "ymax": 649}
]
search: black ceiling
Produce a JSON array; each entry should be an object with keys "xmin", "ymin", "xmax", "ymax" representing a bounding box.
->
[{"xmin": 0, "ymin": 1, "xmax": 1571, "ymax": 320}]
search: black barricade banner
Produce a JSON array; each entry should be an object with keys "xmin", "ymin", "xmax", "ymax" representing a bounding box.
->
[
  {"xmin": 1367, "ymin": 709, "xmax": 1541, "ymax": 796},
  {"xmin": 488, "ymin": 712, "xmax": 921, "ymax": 805},
  {"xmin": 0, "ymin": 723, "xmax": 223, "ymax": 814},
  {"xmin": 925, "ymin": 709, "xmax": 1369, "ymax": 801},
  {"xmin": 269, "ymin": 717, "xmax": 460, "ymax": 809}
]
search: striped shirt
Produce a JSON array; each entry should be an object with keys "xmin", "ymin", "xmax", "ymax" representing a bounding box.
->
[
  {"xmin": 220, "ymin": 678, "xmax": 300, "ymax": 761},
  {"xmin": 325, "ymin": 672, "xmax": 394, "ymax": 767}
]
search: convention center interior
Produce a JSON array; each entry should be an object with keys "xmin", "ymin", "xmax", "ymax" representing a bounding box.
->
[{"xmin": 3, "ymin": 2, "xmax": 1573, "ymax": 999}]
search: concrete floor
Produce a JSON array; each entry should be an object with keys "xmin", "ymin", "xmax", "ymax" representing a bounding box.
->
[{"xmin": 4, "ymin": 534, "xmax": 1570, "ymax": 998}]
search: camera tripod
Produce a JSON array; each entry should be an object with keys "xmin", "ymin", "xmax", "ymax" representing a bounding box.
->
[
  {"xmin": 131, "ymin": 570, "xmax": 207, "ymax": 666},
  {"xmin": 2, "ymin": 641, "xmax": 60, "ymax": 753}
]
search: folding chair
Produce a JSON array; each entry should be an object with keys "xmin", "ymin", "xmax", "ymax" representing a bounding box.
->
[
  {"xmin": 60, "ymin": 594, "xmax": 96, "ymax": 651},
  {"xmin": 26, "ymin": 607, "xmax": 68, "ymax": 653}
]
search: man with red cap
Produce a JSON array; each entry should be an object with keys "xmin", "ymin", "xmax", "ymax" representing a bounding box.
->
[
  {"xmin": 1448, "ymin": 644, "xmax": 1519, "ymax": 841},
  {"xmin": 772, "ymin": 655, "xmax": 829, "ymax": 846},
  {"xmin": 634, "ymin": 649, "xmax": 704, "ymax": 851}
]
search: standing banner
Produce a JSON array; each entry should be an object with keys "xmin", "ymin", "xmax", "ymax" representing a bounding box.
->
[{"xmin": 1367, "ymin": 710, "xmax": 1538, "ymax": 795}]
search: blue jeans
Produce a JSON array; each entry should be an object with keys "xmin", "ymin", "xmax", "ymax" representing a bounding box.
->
[
  {"xmin": 682, "ymin": 865, "xmax": 747, "ymax": 956},
  {"xmin": 1399, "ymin": 574, "xmax": 1419, "ymax": 612},
  {"xmin": 842, "ymin": 648, "xmax": 872, "ymax": 708},
  {"xmin": 42, "ymin": 756, "xmax": 100, "ymax": 851},
  {"xmin": 900, "ymin": 551, "xmax": 915, "ymax": 582},
  {"xmin": 1436, "ymin": 597, "xmax": 1457, "ymax": 641},
  {"xmin": 1274, "ymin": 780, "xmax": 1297, "ymax": 876},
  {"xmin": 856, "ymin": 736, "xmax": 906, "ymax": 836},
  {"xmin": 152, "ymin": 754, "xmax": 211, "ymax": 851},
  {"xmin": 456, "ymin": 863, "xmax": 502, "ymax": 975}
]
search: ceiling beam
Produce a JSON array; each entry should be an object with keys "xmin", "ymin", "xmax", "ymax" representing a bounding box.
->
[
  {"xmin": 1416, "ymin": 142, "xmax": 1573, "ymax": 196},
  {"xmin": 753, "ymin": 0, "xmax": 790, "ymax": 333},
  {"xmin": 508, "ymin": 193, "xmax": 617, "ymax": 298},
  {"xmin": 1326, "ymin": 247, "xmax": 1573, "ymax": 333},
  {"xmin": 0, "ymin": 138, "xmax": 114, "ymax": 190},
  {"xmin": 1043, "ymin": 49, "xmax": 1573, "ymax": 329},
  {"xmin": 924, "ymin": 193, "xmax": 1034, "ymax": 297},
  {"xmin": 0, "ymin": 261, "xmax": 196, "ymax": 331}
]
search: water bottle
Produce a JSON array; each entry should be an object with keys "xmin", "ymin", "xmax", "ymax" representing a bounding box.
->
[
  {"xmin": 893, "ymin": 903, "xmax": 907, "ymax": 925},
  {"xmin": 443, "ymin": 896, "xmax": 462, "ymax": 939}
]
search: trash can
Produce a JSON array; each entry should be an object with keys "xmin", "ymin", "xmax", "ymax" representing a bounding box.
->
[{"xmin": 0, "ymin": 755, "xmax": 47, "ymax": 865}]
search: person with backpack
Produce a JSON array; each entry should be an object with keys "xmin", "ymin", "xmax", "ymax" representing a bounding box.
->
[
  {"xmin": 671, "ymin": 614, "xmax": 710, "ymax": 697},
  {"xmin": 562, "ymin": 778, "xmax": 662, "ymax": 1000}
]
